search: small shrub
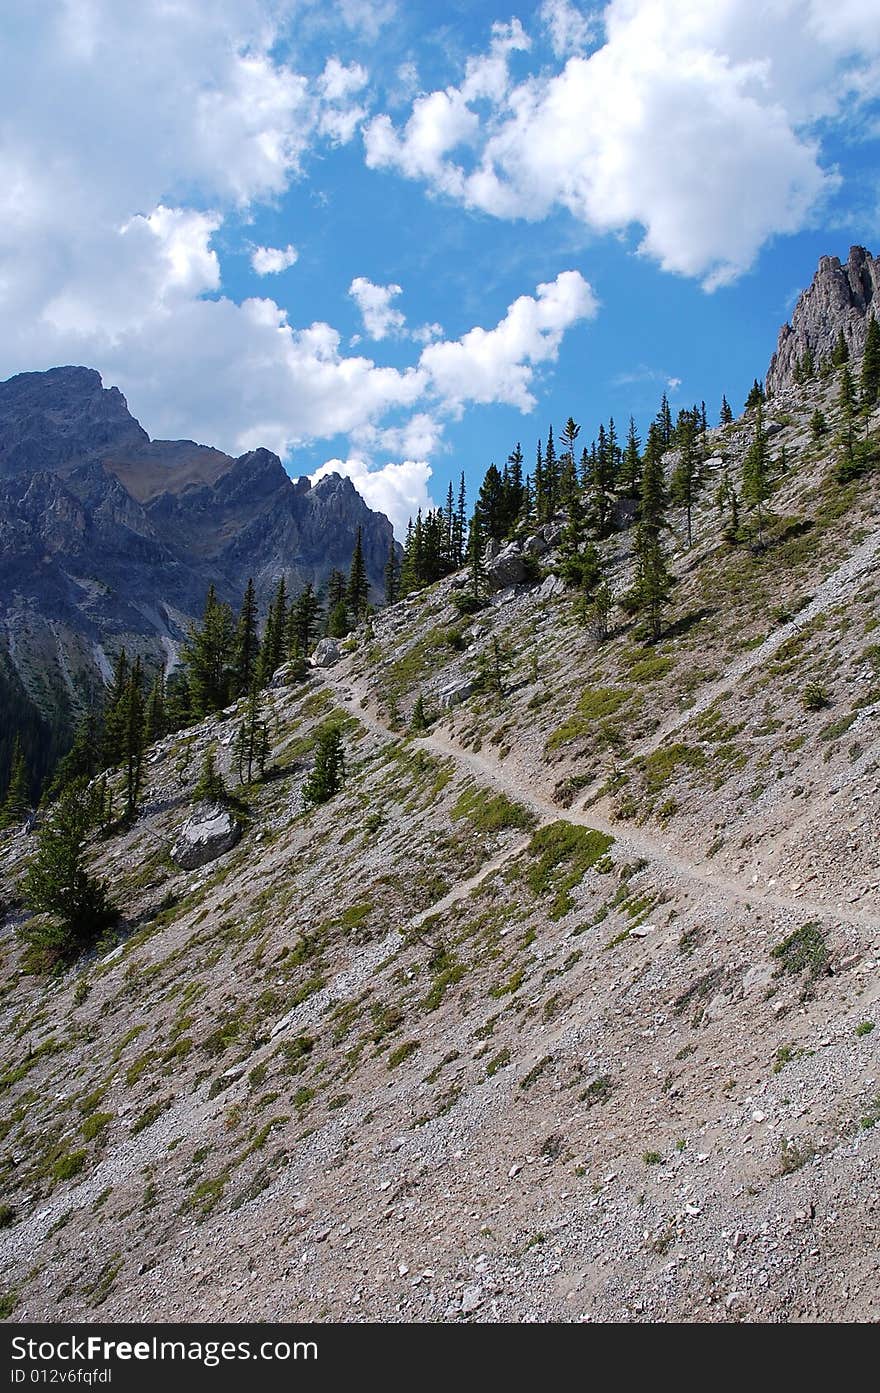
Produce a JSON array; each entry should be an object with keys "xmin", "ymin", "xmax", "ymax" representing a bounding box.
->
[
  {"xmin": 53, "ymin": 1150, "xmax": 87, "ymax": 1182},
  {"xmin": 801, "ymin": 680, "xmax": 831, "ymax": 711},
  {"xmin": 855, "ymin": 1021, "xmax": 875, "ymax": 1038}
]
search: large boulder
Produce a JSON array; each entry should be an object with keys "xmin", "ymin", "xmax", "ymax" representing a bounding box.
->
[
  {"xmin": 170, "ymin": 803, "xmax": 241, "ymax": 871},
  {"xmin": 487, "ymin": 542, "xmax": 527, "ymax": 590},
  {"xmin": 311, "ymin": 637, "xmax": 341, "ymax": 668},
  {"xmin": 437, "ymin": 677, "xmax": 476, "ymax": 710},
  {"xmin": 522, "ymin": 533, "xmax": 548, "ymax": 557}
]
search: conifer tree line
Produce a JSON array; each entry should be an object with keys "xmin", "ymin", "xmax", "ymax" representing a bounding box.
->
[{"xmin": 1, "ymin": 526, "xmax": 379, "ymax": 827}]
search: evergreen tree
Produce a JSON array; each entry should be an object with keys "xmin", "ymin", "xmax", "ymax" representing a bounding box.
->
[
  {"xmin": 741, "ymin": 399, "xmax": 771, "ymax": 545},
  {"xmin": 467, "ymin": 512, "xmax": 487, "ymax": 606},
  {"xmin": 102, "ymin": 648, "xmax": 130, "ymax": 765},
  {"xmin": 476, "ymin": 464, "xmax": 507, "ymax": 540},
  {"xmin": 0, "ymin": 737, "xmax": 30, "ymax": 829},
  {"xmin": 587, "ymin": 581, "xmax": 614, "ymax": 642},
  {"xmin": 861, "ymin": 314, "xmax": 880, "ymax": 408},
  {"xmin": 559, "ymin": 488, "xmax": 600, "ymax": 593},
  {"xmin": 186, "ymin": 587, "xmax": 235, "ymax": 713},
  {"xmin": 289, "ymin": 583, "xmax": 322, "ymax": 657},
  {"xmin": 835, "ymin": 363, "xmax": 870, "ymax": 482},
  {"xmin": 800, "ymin": 345, "xmax": 815, "ymax": 380},
  {"xmin": 327, "ymin": 600, "xmax": 350, "ymax": 638},
  {"xmin": 144, "ymin": 670, "xmax": 166, "ymax": 746},
  {"xmin": 21, "ymin": 780, "xmax": 117, "ymax": 963},
  {"xmin": 832, "ymin": 328, "xmax": 849, "ymax": 367},
  {"xmin": 533, "ymin": 439, "xmax": 546, "ymax": 523},
  {"xmin": 810, "ymin": 407, "xmax": 827, "ymax": 439},
  {"xmin": 234, "ymin": 684, "xmax": 270, "ymax": 785},
  {"xmin": 192, "ymin": 746, "xmax": 228, "ymax": 804},
  {"xmin": 383, "ymin": 535, "xmax": 399, "ymax": 605},
  {"xmin": 719, "ymin": 395, "xmax": 734, "ymax": 426},
  {"xmin": 122, "ymin": 656, "xmax": 145, "ymax": 820},
  {"xmin": 543, "ymin": 426, "xmax": 558, "ymax": 518},
  {"xmin": 454, "ymin": 473, "xmax": 468, "ymax": 567},
  {"xmin": 234, "ymin": 578, "xmax": 260, "ymax": 695},
  {"xmin": 302, "ymin": 724, "xmax": 345, "ymax": 807},
  {"xmin": 670, "ymin": 410, "xmax": 700, "ymax": 547},
  {"xmin": 164, "ymin": 671, "xmax": 193, "ymax": 732},
  {"xmin": 478, "ymin": 637, "xmax": 510, "ymax": 700},
  {"xmin": 715, "ymin": 472, "xmax": 741, "ymax": 545},
  {"xmin": 657, "ymin": 392, "xmax": 673, "ymax": 447},
  {"xmin": 589, "ymin": 422, "xmax": 616, "ymax": 535},
  {"xmin": 745, "ymin": 378, "xmax": 766, "ymax": 411},
  {"xmin": 47, "ymin": 710, "xmax": 102, "ymax": 800},
  {"xmin": 505, "ymin": 443, "xmax": 525, "ymax": 530},
  {"xmin": 347, "ymin": 526, "xmax": 370, "ymax": 620},
  {"xmin": 620, "ymin": 417, "xmax": 641, "ymax": 494},
  {"xmin": 632, "ymin": 421, "xmax": 673, "ymax": 639},
  {"xmin": 410, "ymin": 695, "xmax": 428, "ymax": 732}
]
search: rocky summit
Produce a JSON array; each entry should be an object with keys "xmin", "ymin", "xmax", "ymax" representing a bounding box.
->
[
  {"xmin": 0, "ymin": 258, "xmax": 878, "ymax": 1324},
  {"xmin": 766, "ymin": 246, "xmax": 880, "ymax": 397},
  {"xmin": 0, "ymin": 367, "xmax": 396, "ymax": 773}
]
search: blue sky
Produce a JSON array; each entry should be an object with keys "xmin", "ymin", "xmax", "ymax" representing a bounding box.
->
[{"xmin": 1, "ymin": 1, "xmax": 878, "ymax": 532}]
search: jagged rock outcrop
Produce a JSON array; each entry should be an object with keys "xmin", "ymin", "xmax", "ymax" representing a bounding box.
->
[{"xmin": 766, "ymin": 246, "xmax": 880, "ymax": 396}]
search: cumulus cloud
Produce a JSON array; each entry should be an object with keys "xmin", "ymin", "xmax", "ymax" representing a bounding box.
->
[
  {"xmin": 364, "ymin": 0, "xmax": 880, "ymax": 287},
  {"xmin": 0, "ymin": 1, "xmax": 596, "ymax": 530},
  {"xmin": 349, "ymin": 277, "xmax": 407, "ymax": 339},
  {"xmin": 310, "ymin": 455, "xmax": 433, "ymax": 535},
  {"xmin": 419, "ymin": 270, "xmax": 597, "ymax": 411},
  {"xmin": 250, "ymin": 243, "xmax": 299, "ymax": 275}
]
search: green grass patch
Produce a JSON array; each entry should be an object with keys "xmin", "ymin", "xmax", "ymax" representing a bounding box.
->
[
  {"xmin": 452, "ymin": 785, "xmax": 536, "ymax": 834},
  {"xmin": 522, "ymin": 822, "xmax": 614, "ymax": 919}
]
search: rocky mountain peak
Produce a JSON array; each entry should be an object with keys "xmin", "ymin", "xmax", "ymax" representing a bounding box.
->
[
  {"xmin": 0, "ymin": 365, "xmax": 148, "ymax": 476},
  {"xmin": 766, "ymin": 245, "xmax": 880, "ymax": 396}
]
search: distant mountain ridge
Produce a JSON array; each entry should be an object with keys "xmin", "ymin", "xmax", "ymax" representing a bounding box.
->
[{"xmin": 0, "ymin": 365, "xmax": 397, "ymax": 786}]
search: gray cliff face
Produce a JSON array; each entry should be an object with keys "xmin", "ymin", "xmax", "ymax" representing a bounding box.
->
[
  {"xmin": 766, "ymin": 246, "xmax": 880, "ymax": 396},
  {"xmin": 0, "ymin": 366, "xmax": 398, "ymax": 726}
]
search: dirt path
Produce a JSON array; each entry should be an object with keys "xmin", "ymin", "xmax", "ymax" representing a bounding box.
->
[{"xmin": 323, "ymin": 671, "xmax": 880, "ymax": 936}]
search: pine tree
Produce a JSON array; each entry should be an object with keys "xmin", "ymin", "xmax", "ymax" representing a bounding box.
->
[
  {"xmin": 810, "ymin": 408, "xmax": 827, "ymax": 439},
  {"xmin": 861, "ymin": 314, "xmax": 880, "ymax": 408},
  {"xmin": 326, "ymin": 599, "xmax": 349, "ymax": 638},
  {"xmin": 588, "ymin": 581, "xmax": 614, "ymax": 642},
  {"xmin": 185, "ymin": 587, "xmax": 235, "ymax": 713},
  {"xmin": 0, "ymin": 737, "xmax": 30, "ymax": 829},
  {"xmin": 347, "ymin": 526, "xmax": 370, "ymax": 621},
  {"xmin": 102, "ymin": 648, "xmax": 130, "ymax": 765},
  {"xmin": 720, "ymin": 395, "xmax": 734, "ymax": 426},
  {"xmin": 302, "ymin": 725, "xmax": 345, "ymax": 807},
  {"xmin": 410, "ymin": 695, "xmax": 428, "ymax": 732},
  {"xmin": 48, "ymin": 709, "xmax": 103, "ymax": 799},
  {"xmin": 454, "ymin": 473, "xmax": 467, "ymax": 567},
  {"xmin": 620, "ymin": 417, "xmax": 641, "ymax": 494},
  {"xmin": 382, "ymin": 534, "xmax": 399, "ymax": 606},
  {"xmin": 21, "ymin": 780, "xmax": 117, "ymax": 963},
  {"xmin": 670, "ymin": 410, "xmax": 700, "ymax": 547},
  {"xmin": 715, "ymin": 472, "xmax": 741, "ymax": 545},
  {"xmin": 741, "ymin": 400, "xmax": 771, "ymax": 546},
  {"xmin": 289, "ymin": 583, "xmax": 322, "ymax": 657},
  {"xmin": 476, "ymin": 464, "xmax": 507, "ymax": 540},
  {"xmin": 832, "ymin": 328, "xmax": 849, "ymax": 367},
  {"xmin": 478, "ymin": 637, "xmax": 510, "ymax": 700},
  {"xmin": 467, "ymin": 512, "xmax": 487, "ymax": 606},
  {"xmin": 543, "ymin": 426, "xmax": 558, "ymax": 518},
  {"xmin": 657, "ymin": 392, "xmax": 673, "ymax": 447},
  {"xmin": 745, "ymin": 378, "xmax": 766, "ymax": 411},
  {"xmin": 234, "ymin": 684, "xmax": 270, "ymax": 785},
  {"xmin": 192, "ymin": 746, "xmax": 228, "ymax": 804},
  {"xmin": 122, "ymin": 656, "xmax": 145, "ymax": 820},
  {"xmin": 505, "ymin": 443, "xmax": 525, "ymax": 530},
  {"xmin": 234, "ymin": 578, "xmax": 260, "ymax": 695},
  {"xmin": 144, "ymin": 670, "xmax": 166, "ymax": 746},
  {"xmin": 633, "ymin": 422, "xmax": 673, "ymax": 639},
  {"xmin": 533, "ymin": 439, "xmax": 545, "ymax": 523}
]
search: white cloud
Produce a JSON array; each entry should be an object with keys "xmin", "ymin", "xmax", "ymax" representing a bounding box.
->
[
  {"xmin": 419, "ymin": 270, "xmax": 597, "ymax": 411},
  {"xmin": 364, "ymin": 0, "xmax": 880, "ymax": 287},
  {"xmin": 0, "ymin": 1, "xmax": 596, "ymax": 523},
  {"xmin": 311, "ymin": 455, "xmax": 433, "ymax": 535},
  {"xmin": 348, "ymin": 277, "xmax": 407, "ymax": 339},
  {"xmin": 539, "ymin": 0, "xmax": 595, "ymax": 59},
  {"xmin": 250, "ymin": 243, "xmax": 299, "ymax": 275}
]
